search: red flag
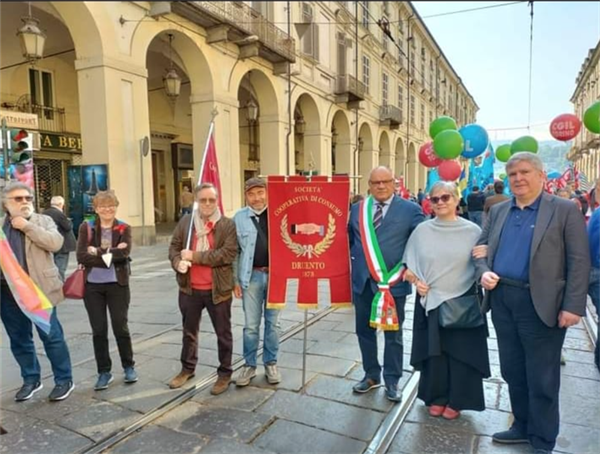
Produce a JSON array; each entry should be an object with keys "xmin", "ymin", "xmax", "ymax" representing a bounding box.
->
[{"xmin": 199, "ymin": 130, "xmax": 224, "ymax": 214}]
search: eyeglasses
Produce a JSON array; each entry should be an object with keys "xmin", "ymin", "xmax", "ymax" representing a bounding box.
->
[
  {"xmin": 7, "ymin": 196, "xmax": 34, "ymax": 203},
  {"xmin": 198, "ymin": 198, "xmax": 217, "ymax": 204},
  {"xmin": 430, "ymin": 194, "xmax": 452, "ymax": 204},
  {"xmin": 97, "ymin": 205, "xmax": 116, "ymax": 210},
  {"xmin": 369, "ymin": 179, "xmax": 394, "ymax": 186}
]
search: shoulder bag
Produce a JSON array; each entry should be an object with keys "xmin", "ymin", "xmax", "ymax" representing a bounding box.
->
[
  {"xmin": 438, "ymin": 284, "xmax": 484, "ymax": 329},
  {"xmin": 63, "ymin": 222, "xmax": 91, "ymax": 300}
]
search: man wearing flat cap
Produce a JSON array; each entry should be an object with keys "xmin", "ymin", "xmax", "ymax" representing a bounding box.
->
[{"xmin": 233, "ymin": 177, "xmax": 281, "ymax": 387}]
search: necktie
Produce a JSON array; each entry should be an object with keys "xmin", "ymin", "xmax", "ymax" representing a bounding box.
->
[{"xmin": 373, "ymin": 203, "xmax": 384, "ymax": 230}]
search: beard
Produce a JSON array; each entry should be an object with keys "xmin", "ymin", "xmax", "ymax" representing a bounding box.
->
[{"xmin": 9, "ymin": 203, "xmax": 34, "ymax": 219}]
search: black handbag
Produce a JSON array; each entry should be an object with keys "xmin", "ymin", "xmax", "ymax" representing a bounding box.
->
[{"xmin": 438, "ymin": 285, "xmax": 484, "ymax": 329}]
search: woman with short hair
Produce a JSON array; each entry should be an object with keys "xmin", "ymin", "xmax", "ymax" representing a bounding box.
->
[
  {"xmin": 403, "ymin": 181, "xmax": 490, "ymax": 420},
  {"xmin": 76, "ymin": 190, "xmax": 137, "ymax": 390}
]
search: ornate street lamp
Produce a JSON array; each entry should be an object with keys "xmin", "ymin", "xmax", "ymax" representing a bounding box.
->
[
  {"xmin": 17, "ymin": 2, "xmax": 46, "ymax": 63},
  {"xmin": 163, "ymin": 34, "xmax": 181, "ymax": 99},
  {"xmin": 295, "ymin": 116, "xmax": 306, "ymax": 135},
  {"xmin": 246, "ymin": 99, "xmax": 258, "ymax": 123}
]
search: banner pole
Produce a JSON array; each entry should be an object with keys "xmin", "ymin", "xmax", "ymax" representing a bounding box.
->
[
  {"xmin": 185, "ymin": 108, "xmax": 218, "ymax": 250},
  {"xmin": 300, "ymin": 167, "xmax": 314, "ymax": 393}
]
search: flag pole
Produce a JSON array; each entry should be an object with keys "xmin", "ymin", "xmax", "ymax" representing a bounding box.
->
[{"xmin": 185, "ymin": 108, "xmax": 219, "ymax": 250}]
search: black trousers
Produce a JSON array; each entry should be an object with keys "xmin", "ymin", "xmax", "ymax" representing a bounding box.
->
[
  {"xmin": 491, "ymin": 284, "xmax": 566, "ymax": 451},
  {"xmin": 83, "ymin": 283, "xmax": 134, "ymax": 373},
  {"xmin": 178, "ymin": 290, "xmax": 233, "ymax": 377},
  {"xmin": 418, "ymin": 352, "xmax": 486, "ymax": 411}
]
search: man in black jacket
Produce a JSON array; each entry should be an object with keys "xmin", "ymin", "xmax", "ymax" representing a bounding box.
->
[{"xmin": 43, "ymin": 196, "xmax": 76, "ymax": 280}]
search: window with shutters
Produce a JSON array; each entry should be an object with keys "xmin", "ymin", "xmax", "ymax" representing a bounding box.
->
[
  {"xmin": 29, "ymin": 68, "xmax": 55, "ymax": 120},
  {"xmin": 383, "ymin": 1, "xmax": 390, "ymax": 16},
  {"xmin": 251, "ymin": 1, "xmax": 273, "ymax": 21},
  {"xmin": 301, "ymin": 3, "xmax": 319, "ymax": 60},
  {"xmin": 420, "ymin": 102, "xmax": 425, "ymax": 130},
  {"xmin": 382, "ymin": 72, "xmax": 388, "ymax": 106},
  {"xmin": 410, "ymin": 51, "xmax": 415, "ymax": 77},
  {"xmin": 421, "ymin": 62, "xmax": 425, "ymax": 88},
  {"xmin": 410, "ymin": 95, "xmax": 416, "ymax": 125},
  {"xmin": 361, "ymin": 2, "xmax": 369, "ymax": 29},
  {"xmin": 337, "ymin": 32, "xmax": 347, "ymax": 75},
  {"xmin": 398, "ymin": 85, "xmax": 404, "ymax": 120},
  {"xmin": 362, "ymin": 55, "xmax": 370, "ymax": 94},
  {"xmin": 383, "ymin": 33, "xmax": 389, "ymax": 53}
]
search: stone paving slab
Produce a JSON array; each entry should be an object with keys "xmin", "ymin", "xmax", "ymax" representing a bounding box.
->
[
  {"xmin": 243, "ymin": 366, "xmax": 320, "ymax": 393},
  {"xmin": 256, "ymin": 389, "xmax": 385, "ymax": 441},
  {"xmin": 200, "ymin": 438, "xmax": 276, "ymax": 454},
  {"xmin": 108, "ymin": 425, "xmax": 207, "ymax": 454},
  {"xmin": 253, "ymin": 419, "xmax": 367, "ymax": 454},
  {"xmin": 304, "ymin": 374, "xmax": 397, "ymax": 412},
  {"xmin": 276, "ymin": 351, "xmax": 356, "ymax": 377},
  {"xmin": 156, "ymin": 401, "xmax": 272, "ymax": 443},
  {"xmin": 388, "ymin": 420, "xmax": 476, "ymax": 454},
  {"xmin": 59, "ymin": 400, "xmax": 141, "ymax": 441},
  {"xmin": 0, "ymin": 410, "xmax": 92, "ymax": 454},
  {"xmin": 306, "ymin": 339, "xmax": 362, "ymax": 361},
  {"xmin": 192, "ymin": 384, "xmax": 275, "ymax": 411}
]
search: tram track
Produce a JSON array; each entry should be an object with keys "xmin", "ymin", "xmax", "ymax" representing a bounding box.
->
[{"xmin": 77, "ymin": 306, "xmax": 337, "ymax": 454}]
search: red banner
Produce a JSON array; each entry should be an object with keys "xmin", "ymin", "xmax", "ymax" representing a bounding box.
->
[{"xmin": 267, "ymin": 176, "xmax": 351, "ymax": 309}]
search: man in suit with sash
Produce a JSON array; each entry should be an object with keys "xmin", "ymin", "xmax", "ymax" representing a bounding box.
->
[
  {"xmin": 475, "ymin": 152, "xmax": 590, "ymax": 454},
  {"xmin": 348, "ymin": 166, "xmax": 424, "ymax": 402}
]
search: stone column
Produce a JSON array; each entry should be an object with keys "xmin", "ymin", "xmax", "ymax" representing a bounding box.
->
[{"xmin": 358, "ymin": 149, "xmax": 378, "ymax": 194}]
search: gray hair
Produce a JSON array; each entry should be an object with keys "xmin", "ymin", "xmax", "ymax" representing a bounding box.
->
[
  {"xmin": 1, "ymin": 182, "xmax": 34, "ymax": 212},
  {"xmin": 50, "ymin": 195, "xmax": 65, "ymax": 207},
  {"xmin": 506, "ymin": 152, "xmax": 544, "ymax": 173},
  {"xmin": 194, "ymin": 182, "xmax": 219, "ymax": 199},
  {"xmin": 429, "ymin": 181, "xmax": 460, "ymax": 199}
]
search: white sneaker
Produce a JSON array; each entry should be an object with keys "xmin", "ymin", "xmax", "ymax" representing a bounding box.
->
[
  {"xmin": 265, "ymin": 363, "xmax": 281, "ymax": 384},
  {"xmin": 235, "ymin": 366, "xmax": 257, "ymax": 387}
]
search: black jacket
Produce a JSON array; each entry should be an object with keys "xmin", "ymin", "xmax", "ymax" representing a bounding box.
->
[{"xmin": 43, "ymin": 206, "xmax": 76, "ymax": 253}]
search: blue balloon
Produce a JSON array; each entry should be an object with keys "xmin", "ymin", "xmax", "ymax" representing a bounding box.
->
[
  {"xmin": 547, "ymin": 170, "xmax": 561, "ymax": 179},
  {"xmin": 459, "ymin": 124, "xmax": 490, "ymax": 159}
]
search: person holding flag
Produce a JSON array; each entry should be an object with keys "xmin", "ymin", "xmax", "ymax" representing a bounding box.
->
[
  {"xmin": 348, "ymin": 166, "xmax": 425, "ymax": 402},
  {"xmin": 0, "ymin": 182, "xmax": 74, "ymax": 402}
]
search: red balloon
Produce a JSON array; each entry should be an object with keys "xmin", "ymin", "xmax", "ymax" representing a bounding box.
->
[
  {"xmin": 438, "ymin": 159, "xmax": 462, "ymax": 181},
  {"xmin": 418, "ymin": 142, "xmax": 443, "ymax": 168},
  {"xmin": 550, "ymin": 114, "xmax": 581, "ymax": 141}
]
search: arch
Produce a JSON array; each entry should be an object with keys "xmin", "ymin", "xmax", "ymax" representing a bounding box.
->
[
  {"xmin": 332, "ymin": 109, "xmax": 351, "ymax": 175},
  {"xmin": 358, "ymin": 122, "xmax": 374, "ymax": 152},
  {"xmin": 130, "ymin": 22, "xmax": 214, "ymax": 96},
  {"xmin": 378, "ymin": 131, "xmax": 391, "ymax": 168},
  {"xmin": 230, "ymin": 67, "xmax": 282, "ymax": 118},
  {"xmin": 406, "ymin": 142, "xmax": 418, "ymax": 193},
  {"xmin": 294, "ymin": 92, "xmax": 322, "ymax": 133},
  {"xmin": 395, "ymin": 138, "xmax": 406, "ymax": 178},
  {"xmin": 50, "ymin": 1, "xmax": 113, "ymax": 59}
]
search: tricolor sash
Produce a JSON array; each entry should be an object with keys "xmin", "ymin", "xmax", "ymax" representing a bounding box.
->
[{"xmin": 358, "ymin": 197, "xmax": 403, "ymax": 330}]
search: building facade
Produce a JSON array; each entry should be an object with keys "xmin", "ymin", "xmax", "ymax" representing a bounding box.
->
[
  {"xmin": 568, "ymin": 40, "xmax": 600, "ymax": 184},
  {"xmin": 0, "ymin": 1, "xmax": 477, "ymax": 243}
]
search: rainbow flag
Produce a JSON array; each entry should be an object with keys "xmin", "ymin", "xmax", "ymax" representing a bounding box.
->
[{"xmin": 0, "ymin": 227, "xmax": 54, "ymax": 334}]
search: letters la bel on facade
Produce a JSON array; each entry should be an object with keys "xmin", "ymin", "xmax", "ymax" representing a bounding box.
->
[{"xmin": 267, "ymin": 175, "xmax": 352, "ymax": 310}]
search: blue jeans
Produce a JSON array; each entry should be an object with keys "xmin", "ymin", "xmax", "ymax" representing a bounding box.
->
[
  {"xmin": 53, "ymin": 252, "xmax": 70, "ymax": 282},
  {"xmin": 242, "ymin": 270, "xmax": 279, "ymax": 367},
  {"xmin": 0, "ymin": 284, "xmax": 73, "ymax": 385},
  {"xmin": 589, "ymin": 267, "xmax": 600, "ymax": 368}
]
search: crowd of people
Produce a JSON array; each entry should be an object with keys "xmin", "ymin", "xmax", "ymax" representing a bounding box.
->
[{"xmin": 1, "ymin": 151, "xmax": 598, "ymax": 454}]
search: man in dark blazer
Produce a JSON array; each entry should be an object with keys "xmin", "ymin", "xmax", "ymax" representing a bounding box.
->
[
  {"xmin": 348, "ymin": 166, "xmax": 424, "ymax": 402},
  {"xmin": 43, "ymin": 196, "xmax": 76, "ymax": 281},
  {"xmin": 475, "ymin": 152, "xmax": 590, "ymax": 454}
]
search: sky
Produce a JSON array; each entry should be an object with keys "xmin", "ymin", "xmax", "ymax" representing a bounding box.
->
[{"xmin": 412, "ymin": 1, "xmax": 600, "ymax": 141}]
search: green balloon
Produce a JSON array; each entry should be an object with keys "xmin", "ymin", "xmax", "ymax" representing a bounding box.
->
[
  {"xmin": 429, "ymin": 116, "xmax": 457, "ymax": 139},
  {"xmin": 496, "ymin": 144, "xmax": 512, "ymax": 163},
  {"xmin": 583, "ymin": 101, "xmax": 600, "ymax": 134},
  {"xmin": 433, "ymin": 129, "xmax": 464, "ymax": 160},
  {"xmin": 510, "ymin": 135, "xmax": 538, "ymax": 154}
]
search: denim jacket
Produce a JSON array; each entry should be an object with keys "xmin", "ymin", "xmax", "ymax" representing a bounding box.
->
[{"xmin": 233, "ymin": 207, "xmax": 260, "ymax": 289}]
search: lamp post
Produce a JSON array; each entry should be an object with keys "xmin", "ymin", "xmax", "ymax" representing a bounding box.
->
[{"xmin": 246, "ymin": 99, "xmax": 258, "ymax": 161}]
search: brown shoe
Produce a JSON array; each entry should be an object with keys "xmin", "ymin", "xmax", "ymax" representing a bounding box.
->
[
  {"xmin": 168, "ymin": 370, "xmax": 195, "ymax": 389},
  {"xmin": 210, "ymin": 376, "xmax": 231, "ymax": 395}
]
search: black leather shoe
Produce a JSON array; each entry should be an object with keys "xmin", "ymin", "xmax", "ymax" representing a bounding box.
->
[
  {"xmin": 352, "ymin": 377, "xmax": 381, "ymax": 394},
  {"xmin": 533, "ymin": 449, "xmax": 551, "ymax": 454},
  {"xmin": 492, "ymin": 427, "xmax": 528, "ymax": 444},
  {"xmin": 384, "ymin": 384, "xmax": 402, "ymax": 403}
]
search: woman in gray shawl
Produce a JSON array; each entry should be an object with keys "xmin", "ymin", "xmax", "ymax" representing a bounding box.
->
[{"xmin": 403, "ymin": 181, "xmax": 490, "ymax": 420}]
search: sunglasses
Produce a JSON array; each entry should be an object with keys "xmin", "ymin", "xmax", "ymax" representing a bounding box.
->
[
  {"xmin": 198, "ymin": 198, "xmax": 217, "ymax": 204},
  {"xmin": 7, "ymin": 195, "xmax": 34, "ymax": 203},
  {"xmin": 430, "ymin": 194, "xmax": 452, "ymax": 204}
]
